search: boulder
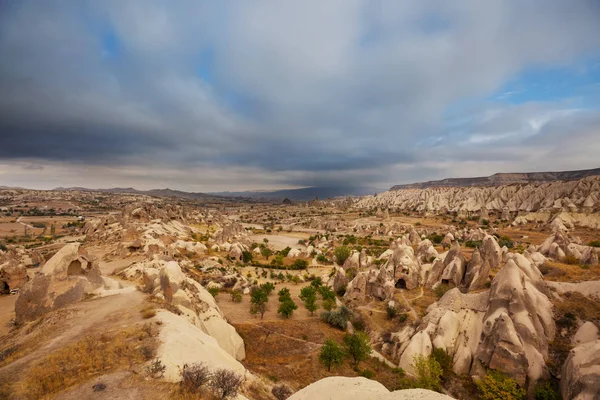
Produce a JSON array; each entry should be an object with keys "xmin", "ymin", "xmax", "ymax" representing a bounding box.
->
[
  {"xmin": 288, "ymin": 377, "xmax": 453, "ymax": 400},
  {"xmin": 561, "ymin": 340, "xmax": 600, "ymax": 400},
  {"xmin": 0, "ymin": 261, "xmax": 29, "ymax": 293}
]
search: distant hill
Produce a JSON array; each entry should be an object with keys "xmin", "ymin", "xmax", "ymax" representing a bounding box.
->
[
  {"xmin": 390, "ymin": 167, "xmax": 600, "ymax": 190},
  {"xmin": 53, "ymin": 187, "xmax": 219, "ymax": 200},
  {"xmin": 210, "ymin": 186, "xmax": 380, "ymax": 201},
  {"xmin": 50, "ymin": 185, "xmax": 378, "ymax": 201}
]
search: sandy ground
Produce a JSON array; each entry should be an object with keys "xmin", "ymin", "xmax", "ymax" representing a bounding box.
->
[
  {"xmin": 0, "ymin": 295, "xmax": 17, "ymax": 337},
  {"xmin": 249, "ymin": 233, "xmax": 310, "ymax": 251}
]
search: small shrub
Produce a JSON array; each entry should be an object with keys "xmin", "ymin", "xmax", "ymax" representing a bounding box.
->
[
  {"xmin": 465, "ymin": 240, "xmax": 482, "ymax": 248},
  {"xmin": 564, "ymin": 255, "xmax": 580, "ymax": 265},
  {"xmin": 321, "ymin": 306, "xmax": 351, "ymax": 330},
  {"xmin": 359, "ymin": 369, "xmax": 375, "ymax": 379},
  {"xmin": 386, "ymin": 304, "xmax": 398, "ymax": 319},
  {"xmin": 333, "ymin": 246, "xmax": 351, "ymax": 265},
  {"xmin": 534, "ymin": 381, "xmax": 559, "ymax": 400},
  {"xmin": 431, "ymin": 348, "xmax": 453, "ymax": 377},
  {"xmin": 316, "ymin": 254, "xmax": 329, "ymax": 264},
  {"xmin": 208, "ymin": 287, "xmax": 220, "ymax": 297},
  {"xmin": 209, "ymin": 369, "xmax": 243, "ymax": 399},
  {"xmin": 413, "ymin": 354, "xmax": 442, "ymax": 391},
  {"xmin": 398, "ymin": 313, "xmax": 408, "ymax": 323},
  {"xmin": 272, "ymin": 384, "xmax": 293, "ymax": 400},
  {"xmin": 242, "ymin": 251, "xmax": 253, "ymax": 264},
  {"xmin": 588, "ymin": 240, "xmax": 600, "ymax": 248},
  {"xmin": 147, "ymin": 358, "xmax": 166, "ymax": 378},
  {"xmin": 230, "ymin": 290, "xmax": 242, "ymax": 303},
  {"xmin": 433, "ymin": 283, "xmax": 451, "ymax": 299},
  {"xmin": 141, "ymin": 306, "xmax": 156, "ymax": 319},
  {"xmin": 280, "ymin": 246, "xmax": 292, "ymax": 257},
  {"xmin": 476, "ymin": 370, "xmax": 526, "ymax": 400},
  {"xmin": 291, "ymin": 259, "xmax": 308, "ymax": 270},
  {"xmin": 180, "ymin": 362, "xmax": 210, "ymax": 394}
]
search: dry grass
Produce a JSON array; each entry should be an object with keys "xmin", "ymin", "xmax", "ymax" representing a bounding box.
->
[
  {"xmin": 234, "ymin": 319, "xmax": 400, "ymax": 392},
  {"xmin": 541, "ymin": 260, "xmax": 600, "ymax": 282},
  {"xmin": 20, "ymin": 325, "xmax": 155, "ymax": 399}
]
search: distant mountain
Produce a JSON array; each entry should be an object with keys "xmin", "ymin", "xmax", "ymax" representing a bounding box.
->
[
  {"xmin": 211, "ymin": 186, "xmax": 381, "ymax": 201},
  {"xmin": 390, "ymin": 167, "xmax": 600, "ymax": 190}
]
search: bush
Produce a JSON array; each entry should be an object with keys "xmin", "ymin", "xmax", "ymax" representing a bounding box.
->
[
  {"xmin": 359, "ymin": 369, "xmax": 375, "ymax": 379},
  {"xmin": 209, "ymin": 369, "xmax": 243, "ymax": 399},
  {"xmin": 180, "ymin": 362, "xmax": 210, "ymax": 394},
  {"xmin": 321, "ymin": 306, "xmax": 351, "ymax": 330},
  {"xmin": 564, "ymin": 255, "xmax": 580, "ymax": 265},
  {"xmin": 272, "ymin": 384, "xmax": 293, "ymax": 400},
  {"xmin": 589, "ymin": 240, "xmax": 600, "ymax": 248},
  {"xmin": 147, "ymin": 358, "xmax": 166, "ymax": 378},
  {"xmin": 280, "ymin": 246, "xmax": 292, "ymax": 257},
  {"xmin": 431, "ymin": 348, "xmax": 453, "ymax": 377},
  {"xmin": 386, "ymin": 304, "xmax": 398, "ymax": 319},
  {"xmin": 316, "ymin": 254, "xmax": 329, "ymax": 263},
  {"xmin": 343, "ymin": 331, "xmax": 371, "ymax": 368},
  {"xmin": 242, "ymin": 251, "xmax": 253, "ymax": 264},
  {"xmin": 334, "ymin": 246, "xmax": 351, "ymax": 266},
  {"xmin": 291, "ymin": 259, "xmax": 309, "ymax": 270},
  {"xmin": 427, "ymin": 234, "xmax": 444, "ymax": 244},
  {"xmin": 230, "ymin": 290, "xmax": 242, "ymax": 303},
  {"xmin": 534, "ymin": 382, "xmax": 559, "ymax": 400},
  {"xmin": 465, "ymin": 240, "xmax": 482, "ymax": 248},
  {"xmin": 498, "ymin": 236, "xmax": 514, "ymax": 249},
  {"xmin": 476, "ymin": 370, "xmax": 526, "ymax": 400},
  {"xmin": 433, "ymin": 283, "xmax": 451, "ymax": 299},
  {"xmin": 413, "ymin": 354, "xmax": 442, "ymax": 391},
  {"xmin": 319, "ymin": 339, "xmax": 344, "ymax": 371},
  {"xmin": 208, "ymin": 287, "xmax": 220, "ymax": 297}
]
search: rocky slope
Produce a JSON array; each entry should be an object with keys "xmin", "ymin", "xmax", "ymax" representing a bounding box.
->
[
  {"xmin": 356, "ymin": 176, "xmax": 600, "ymax": 226},
  {"xmin": 390, "ymin": 168, "xmax": 600, "ymax": 190}
]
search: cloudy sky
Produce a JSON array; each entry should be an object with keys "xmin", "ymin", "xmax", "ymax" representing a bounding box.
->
[{"xmin": 1, "ymin": 1, "xmax": 599, "ymax": 192}]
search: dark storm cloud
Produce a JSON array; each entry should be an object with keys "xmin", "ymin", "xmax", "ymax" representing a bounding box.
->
[{"xmin": 0, "ymin": 0, "xmax": 600, "ymax": 191}]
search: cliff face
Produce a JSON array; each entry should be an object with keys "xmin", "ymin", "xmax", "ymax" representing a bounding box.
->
[
  {"xmin": 357, "ymin": 176, "xmax": 600, "ymax": 215},
  {"xmin": 390, "ymin": 168, "xmax": 600, "ymax": 190}
]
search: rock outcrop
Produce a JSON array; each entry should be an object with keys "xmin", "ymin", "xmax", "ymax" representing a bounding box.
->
[
  {"xmin": 121, "ymin": 257, "xmax": 245, "ymax": 360},
  {"xmin": 288, "ymin": 377, "xmax": 453, "ymax": 400},
  {"xmin": 15, "ymin": 243, "xmax": 103, "ymax": 324},
  {"xmin": 561, "ymin": 339, "xmax": 600, "ymax": 400}
]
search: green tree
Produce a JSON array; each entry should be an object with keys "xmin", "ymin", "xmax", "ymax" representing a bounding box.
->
[
  {"xmin": 292, "ymin": 259, "xmax": 308, "ymax": 270},
  {"xmin": 319, "ymin": 286, "xmax": 336, "ymax": 302},
  {"xmin": 343, "ymin": 331, "xmax": 371, "ymax": 368},
  {"xmin": 413, "ymin": 354, "xmax": 443, "ymax": 391},
  {"xmin": 278, "ymin": 298, "xmax": 297, "ymax": 319},
  {"xmin": 476, "ymin": 370, "xmax": 526, "ymax": 400},
  {"xmin": 334, "ymin": 246, "xmax": 351, "ymax": 266},
  {"xmin": 242, "ymin": 251, "xmax": 253, "ymax": 264},
  {"xmin": 250, "ymin": 288, "xmax": 268, "ymax": 319},
  {"xmin": 261, "ymin": 247, "xmax": 273, "ymax": 260},
  {"xmin": 300, "ymin": 286, "xmax": 319, "ymax": 316},
  {"xmin": 278, "ymin": 287, "xmax": 291, "ymax": 300},
  {"xmin": 261, "ymin": 282, "xmax": 275, "ymax": 296},
  {"xmin": 310, "ymin": 277, "xmax": 323, "ymax": 288},
  {"xmin": 319, "ymin": 339, "xmax": 344, "ymax": 371}
]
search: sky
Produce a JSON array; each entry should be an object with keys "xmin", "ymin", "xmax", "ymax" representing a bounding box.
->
[{"xmin": 0, "ymin": 1, "xmax": 600, "ymax": 192}]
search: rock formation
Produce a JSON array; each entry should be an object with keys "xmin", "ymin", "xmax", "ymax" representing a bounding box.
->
[{"xmin": 15, "ymin": 243, "xmax": 103, "ymax": 324}]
